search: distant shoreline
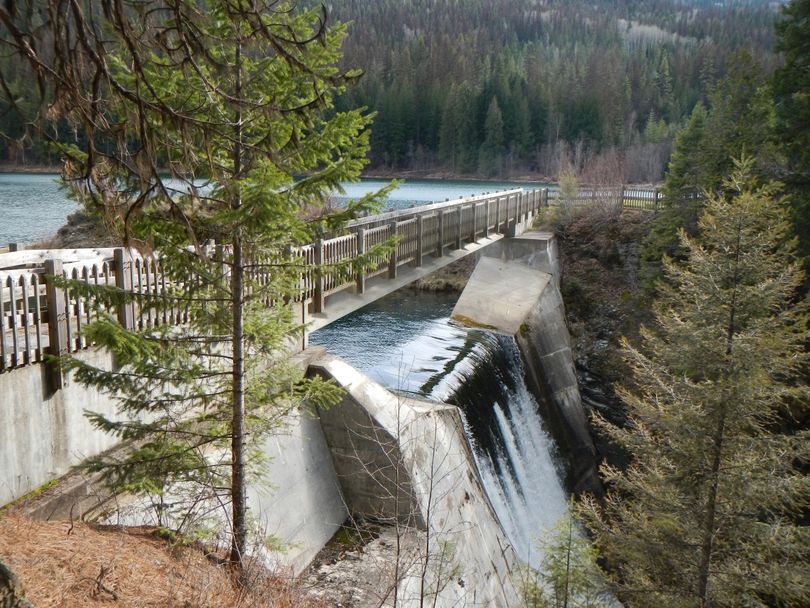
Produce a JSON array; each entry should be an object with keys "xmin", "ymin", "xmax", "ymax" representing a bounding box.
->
[
  {"xmin": 0, "ymin": 163, "xmax": 555, "ymax": 184},
  {"xmin": 0, "ymin": 164, "xmax": 62, "ymax": 174}
]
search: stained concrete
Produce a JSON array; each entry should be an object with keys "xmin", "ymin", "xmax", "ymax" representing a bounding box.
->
[
  {"xmin": 250, "ymin": 408, "xmax": 348, "ymax": 575},
  {"xmin": 452, "ymin": 233, "xmax": 599, "ymax": 493},
  {"xmin": 311, "ymin": 355, "xmax": 520, "ymax": 608},
  {"xmin": 0, "ymin": 349, "xmax": 125, "ymax": 508},
  {"xmin": 452, "ymin": 257, "xmax": 551, "ymax": 334}
]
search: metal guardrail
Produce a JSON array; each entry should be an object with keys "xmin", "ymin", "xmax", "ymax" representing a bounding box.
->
[{"xmin": 0, "ymin": 185, "xmax": 662, "ymax": 378}]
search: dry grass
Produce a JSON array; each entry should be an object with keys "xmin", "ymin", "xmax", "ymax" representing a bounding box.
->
[{"xmin": 0, "ymin": 516, "xmax": 322, "ymax": 608}]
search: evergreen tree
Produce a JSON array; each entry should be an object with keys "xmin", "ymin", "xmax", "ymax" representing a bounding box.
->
[
  {"xmin": 640, "ymin": 103, "xmax": 707, "ymax": 290},
  {"xmin": 640, "ymin": 55, "xmax": 775, "ymax": 293},
  {"xmin": 582, "ymin": 159, "xmax": 810, "ymax": 607},
  {"xmin": 772, "ymin": 0, "xmax": 810, "ymax": 280},
  {"xmin": 518, "ymin": 511, "xmax": 612, "ymax": 608},
  {"xmin": 0, "ymin": 0, "xmax": 384, "ymax": 570},
  {"xmin": 479, "ymin": 96, "xmax": 505, "ymax": 176}
]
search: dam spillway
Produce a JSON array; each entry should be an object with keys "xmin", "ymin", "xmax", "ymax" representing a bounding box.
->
[{"xmin": 309, "ymin": 289, "xmax": 569, "ymax": 565}]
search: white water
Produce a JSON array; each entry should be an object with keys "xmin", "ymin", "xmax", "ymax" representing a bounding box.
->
[{"xmin": 310, "ymin": 291, "xmax": 569, "ymax": 567}]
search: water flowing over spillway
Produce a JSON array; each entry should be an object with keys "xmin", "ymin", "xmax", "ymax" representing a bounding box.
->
[{"xmin": 310, "ymin": 290, "xmax": 568, "ymax": 565}]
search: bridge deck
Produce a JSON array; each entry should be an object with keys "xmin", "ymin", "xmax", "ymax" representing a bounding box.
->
[{"xmin": 307, "ymin": 232, "xmax": 505, "ymax": 334}]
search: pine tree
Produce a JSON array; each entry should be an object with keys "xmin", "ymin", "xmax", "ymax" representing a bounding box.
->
[
  {"xmin": 639, "ymin": 103, "xmax": 707, "ymax": 290},
  {"xmin": 0, "ymin": 0, "xmax": 385, "ymax": 569},
  {"xmin": 478, "ymin": 96, "xmax": 505, "ymax": 176},
  {"xmin": 772, "ymin": 0, "xmax": 810, "ymax": 281},
  {"xmin": 641, "ymin": 54, "xmax": 776, "ymax": 294},
  {"xmin": 582, "ymin": 158, "xmax": 810, "ymax": 607}
]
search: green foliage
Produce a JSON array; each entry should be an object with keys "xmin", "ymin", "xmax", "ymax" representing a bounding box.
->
[
  {"xmin": 643, "ymin": 111, "xmax": 669, "ymax": 145},
  {"xmin": 1, "ymin": 0, "xmax": 388, "ymax": 569},
  {"xmin": 772, "ymin": 0, "xmax": 810, "ymax": 280},
  {"xmin": 518, "ymin": 512, "xmax": 612, "ymax": 608},
  {"xmin": 641, "ymin": 54, "xmax": 776, "ymax": 292},
  {"xmin": 582, "ymin": 159, "xmax": 810, "ymax": 607},
  {"xmin": 0, "ymin": 0, "xmax": 782, "ymax": 178},
  {"xmin": 478, "ymin": 97, "xmax": 506, "ymax": 176}
]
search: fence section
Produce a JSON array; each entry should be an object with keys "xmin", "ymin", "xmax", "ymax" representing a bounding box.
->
[
  {"xmin": 548, "ymin": 185, "xmax": 661, "ymax": 210},
  {"xmin": 1, "ymin": 185, "xmax": 662, "ymax": 376}
]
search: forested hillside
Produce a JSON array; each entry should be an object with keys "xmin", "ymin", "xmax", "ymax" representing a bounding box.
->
[
  {"xmin": 0, "ymin": 0, "xmax": 783, "ymax": 181},
  {"xmin": 330, "ymin": 0, "xmax": 781, "ymax": 180}
]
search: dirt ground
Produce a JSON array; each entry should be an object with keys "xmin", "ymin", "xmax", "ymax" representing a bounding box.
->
[{"xmin": 0, "ymin": 515, "xmax": 321, "ymax": 608}]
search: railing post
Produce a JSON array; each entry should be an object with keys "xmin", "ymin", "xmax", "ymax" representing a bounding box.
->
[
  {"xmin": 496, "ymin": 197, "xmax": 502, "ymax": 232},
  {"xmin": 44, "ymin": 258, "xmax": 68, "ymax": 390},
  {"xmin": 518, "ymin": 192, "xmax": 524, "ymax": 224},
  {"xmin": 520, "ymin": 190, "xmax": 529, "ymax": 223},
  {"xmin": 114, "ymin": 248, "xmax": 135, "ymax": 330},
  {"xmin": 542, "ymin": 188, "xmax": 548, "ymax": 207},
  {"xmin": 415, "ymin": 215, "xmax": 424, "ymax": 267},
  {"xmin": 436, "ymin": 211, "xmax": 444, "ymax": 257},
  {"xmin": 356, "ymin": 228, "xmax": 366, "ymax": 294},
  {"xmin": 455, "ymin": 206, "xmax": 463, "ymax": 249},
  {"xmin": 484, "ymin": 198, "xmax": 490, "ymax": 238},
  {"xmin": 653, "ymin": 188, "xmax": 660, "ymax": 210},
  {"xmin": 470, "ymin": 202, "xmax": 477, "ymax": 242},
  {"xmin": 313, "ymin": 239, "xmax": 325, "ymax": 314},
  {"xmin": 506, "ymin": 195, "xmax": 517, "ymax": 237},
  {"xmin": 388, "ymin": 222, "xmax": 399, "ymax": 279},
  {"xmin": 620, "ymin": 184, "xmax": 626, "ymax": 208}
]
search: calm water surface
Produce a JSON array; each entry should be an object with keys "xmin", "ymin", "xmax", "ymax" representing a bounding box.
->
[
  {"xmin": 0, "ymin": 174, "xmax": 547, "ymax": 246},
  {"xmin": 0, "ymin": 174, "xmax": 76, "ymax": 246}
]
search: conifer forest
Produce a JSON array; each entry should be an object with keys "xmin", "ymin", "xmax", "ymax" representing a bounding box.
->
[
  {"xmin": 0, "ymin": 0, "xmax": 783, "ymax": 183},
  {"xmin": 0, "ymin": 1, "xmax": 808, "ymax": 607}
]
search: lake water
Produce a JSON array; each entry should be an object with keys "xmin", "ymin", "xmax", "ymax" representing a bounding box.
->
[{"xmin": 0, "ymin": 173, "xmax": 547, "ymax": 246}]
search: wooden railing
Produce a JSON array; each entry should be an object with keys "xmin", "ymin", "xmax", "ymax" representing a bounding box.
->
[
  {"xmin": 0, "ymin": 185, "xmax": 662, "ymax": 378},
  {"xmin": 548, "ymin": 185, "xmax": 662, "ymax": 210}
]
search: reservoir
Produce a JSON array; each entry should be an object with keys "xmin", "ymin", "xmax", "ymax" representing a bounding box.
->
[{"xmin": 0, "ymin": 173, "xmax": 547, "ymax": 246}]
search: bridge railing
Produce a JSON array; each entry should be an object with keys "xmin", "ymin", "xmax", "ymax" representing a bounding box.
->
[
  {"xmin": 1, "ymin": 184, "xmax": 662, "ymax": 376},
  {"xmin": 547, "ymin": 185, "xmax": 662, "ymax": 210}
]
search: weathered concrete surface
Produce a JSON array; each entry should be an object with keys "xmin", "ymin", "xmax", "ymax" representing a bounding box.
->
[
  {"xmin": 452, "ymin": 235, "xmax": 600, "ymax": 493},
  {"xmin": 0, "ymin": 349, "xmax": 126, "ymax": 509},
  {"xmin": 481, "ymin": 230, "xmax": 558, "ymax": 277},
  {"xmin": 0, "ymin": 344, "xmax": 348, "ymax": 577},
  {"xmin": 250, "ymin": 407, "xmax": 348, "ymax": 575},
  {"xmin": 316, "ymin": 368, "xmax": 418, "ymax": 524},
  {"xmin": 311, "ymin": 355, "xmax": 520, "ymax": 608},
  {"xmin": 451, "ymin": 257, "xmax": 552, "ymax": 335},
  {"xmin": 516, "ymin": 275, "xmax": 600, "ymax": 492}
]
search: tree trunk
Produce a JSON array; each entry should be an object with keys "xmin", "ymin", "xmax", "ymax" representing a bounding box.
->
[
  {"xmin": 230, "ymin": 40, "xmax": 247, "ymax": 569},
  {"xmin": 696, "ymin": 407, "xmax": 726, "ymax": 607},
  {"xmin": 697, "ymin": 211, "xmax": 743, "ymax": 606}
]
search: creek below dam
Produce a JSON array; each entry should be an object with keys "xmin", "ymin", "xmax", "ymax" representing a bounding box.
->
[{"xmin": 310, "ymin": 288, "xmax": 569, "ymax": 565}]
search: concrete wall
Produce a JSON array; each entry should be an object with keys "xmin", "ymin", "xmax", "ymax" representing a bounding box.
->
[
  {"xmin": 250, "ymin": 409, "xmax": 348, "ymax": 575},
  {"xmin": 311, "ymin": 355, "xmax": 521, "ymax": 608},
  {"xmin": 0, "ymin": 349, "xmax": 125, "ymax": 508},
  {"xmin": 452, "ymin": 233, "xmax": 600, "ymax": 493},
  {"xmin": 515, "ymin": 277, "xmax": 600, "ymax": 492},
  {"xmin": 0, "ymin": 347, "xmax": 348, "ymax": 577},
  {"xmin": 316, "ymin": 371, "xmax": 417, "ymax": 524}
]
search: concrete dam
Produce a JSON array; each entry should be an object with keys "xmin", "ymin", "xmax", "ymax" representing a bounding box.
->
[{"xmin": 0, "ymin": 185, "xmax": 655, "ymax": 604}]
